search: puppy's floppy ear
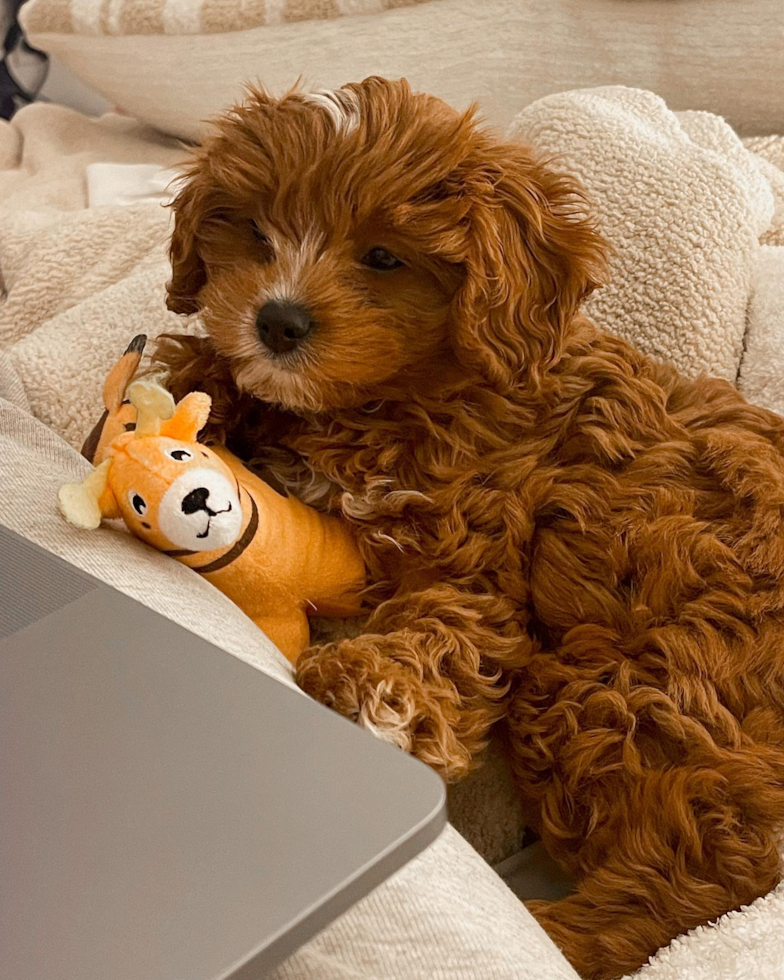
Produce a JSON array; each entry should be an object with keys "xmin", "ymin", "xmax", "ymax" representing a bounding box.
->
[
  {"xmin": 453, "ymin": 141, "xmax": 608, "ymax": 390},
  {"xmin": 166, "ymin": 170, "xmax": 208, "ymax": 316}
]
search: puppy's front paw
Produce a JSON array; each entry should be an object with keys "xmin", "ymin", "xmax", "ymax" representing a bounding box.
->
[
  {"xmin": 296, "ymin": 637, "xmax": 418, "ymax": 752},
  {"xmin": 295, "ymin": 636, "xmax": 472, "ymax": 780}
]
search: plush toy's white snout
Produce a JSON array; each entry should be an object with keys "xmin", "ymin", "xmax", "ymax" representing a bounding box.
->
[{"xmin": 156, "ymin": 467, "xmax": 242, "ymax": 551}]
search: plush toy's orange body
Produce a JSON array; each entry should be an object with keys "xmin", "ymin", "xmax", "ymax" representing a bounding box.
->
[{"xmin": 59, "ymin": 336, "xmax": 366, "ymax": 662}]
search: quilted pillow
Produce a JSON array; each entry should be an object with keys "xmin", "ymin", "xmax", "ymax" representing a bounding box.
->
[
  {"xmin": 22, "ymin": 0, "xmax": 784, "ymax": 143},
  {"xmin": 22, "ymin": 0, "xmax": 434, "ymax": 35}
]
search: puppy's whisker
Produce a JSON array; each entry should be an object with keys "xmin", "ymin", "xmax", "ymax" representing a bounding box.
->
[
  {"xmin": 266, "ymin": 283, "xmax": 306, "ymax": 305},
  {"xmin": 372, "ymin": 533, "xmax": 405, "ymax": 553}
]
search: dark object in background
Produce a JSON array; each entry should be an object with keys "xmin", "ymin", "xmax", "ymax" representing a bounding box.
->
[{"xmin": 1, "ymin": 0, "xmax": 47, "ymax": 119}]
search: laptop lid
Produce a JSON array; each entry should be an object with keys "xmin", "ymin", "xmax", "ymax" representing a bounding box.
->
[{"xmin": 0, "ymin": 524, "xmax": 445, "ymax": 980}]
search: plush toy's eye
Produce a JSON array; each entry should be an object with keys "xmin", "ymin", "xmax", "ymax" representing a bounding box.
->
[
  {"xmin": 361, "ymin": 247, "xmax": 404, "ymax": 271},
  {"xmin": 128, "ymin": 491, "xmax": 147, "ymax": 516},
  {"xmin": 166, "ymin": 448, "xmax": 193, "ymax": 462}
]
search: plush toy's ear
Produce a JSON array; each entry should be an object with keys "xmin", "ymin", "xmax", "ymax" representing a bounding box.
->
[
  {"xmin": 160, "ymin": 391, "xmax": 212, "ymax": 442},
  {"xmin": 58, "ymin": 459, "xmax": 121, "ymax": 529},
  {"xmin": 82, "ymin": 334, "xmax": 148, "ymax": 463},
  {"xmin": 104, "ymin": 334, "xmax": 147, "ymax": 413},
  {"xmin": 128, "ymin": 380, "xmax": 176, "ymax": 437}
]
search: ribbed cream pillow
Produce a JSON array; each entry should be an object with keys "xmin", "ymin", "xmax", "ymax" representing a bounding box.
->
[
  {"xmin": 21, "ymin": 0, "xmax": 784, "ymax": 143},
  {"xmin": 23, "ymin": 0, "xmax": 433, "ymax": 36}
]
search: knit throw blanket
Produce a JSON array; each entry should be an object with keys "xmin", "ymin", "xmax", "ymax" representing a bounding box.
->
[{"xmin": 2, "ymin": 87, "xmax": 784, "ymax": 980}]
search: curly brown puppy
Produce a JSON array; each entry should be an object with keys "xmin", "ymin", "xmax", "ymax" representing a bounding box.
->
[{"xmin": 156, "ymin": 77, "xmax": 784, "ymax": 979}]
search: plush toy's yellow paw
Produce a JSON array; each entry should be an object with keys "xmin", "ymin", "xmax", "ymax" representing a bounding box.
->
[
  {"xmin": 58, "ymin": 482, "xmax": 102, "ymax": 529},
  {"xmin": 58, "ymin": 458, "xmax": 113, "ymax": 529}
]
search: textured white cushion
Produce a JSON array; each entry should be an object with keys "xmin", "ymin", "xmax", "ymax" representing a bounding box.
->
[
  {"xmin": 737, "ymin": 245, "xmax": 784, "ymax": 416},
  {"xmin": 510, "ymin": 88, "xmax": 775, "ymax": 383},
  {"xmin": 22, "ymin": 0, "xmax": 784, "ymax": 142}
]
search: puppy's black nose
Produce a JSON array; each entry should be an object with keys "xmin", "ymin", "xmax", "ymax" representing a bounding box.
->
[{"xmin": 256, "ymin": 300, "xmax": 315, "ymax": 355}]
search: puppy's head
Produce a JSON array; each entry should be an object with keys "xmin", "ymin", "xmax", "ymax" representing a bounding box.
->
[{"xmin": 167, "ymin": 77, "xmax": 607, "ymax": 411}]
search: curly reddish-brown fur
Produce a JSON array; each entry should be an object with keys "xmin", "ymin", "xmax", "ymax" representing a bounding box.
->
[{"xmin": 155, "ymin": 78, "xmax": 784, "ymax": 979}]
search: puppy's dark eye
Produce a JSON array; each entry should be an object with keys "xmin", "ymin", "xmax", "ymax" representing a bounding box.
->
[
  {"xmin": 250, "ymin": 221, "xmax": 271, "ymax": 245},
  {"xmin": 362, "ymin": 247, "xmax": 404, "ymax": 271}
]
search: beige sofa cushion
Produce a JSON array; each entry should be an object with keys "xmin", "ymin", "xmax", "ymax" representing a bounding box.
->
[{"xmin": 22, "ymin": 0, "xmax": 784, "ymax": 143}]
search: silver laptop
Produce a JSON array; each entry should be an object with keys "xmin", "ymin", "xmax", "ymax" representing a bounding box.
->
[{"xmin": 0, "ymin": 523, "xmax": 445, "ymax": 980}]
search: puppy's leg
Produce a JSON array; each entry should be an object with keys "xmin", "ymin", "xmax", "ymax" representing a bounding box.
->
[
  {"xmin": 525, "ymin": 763, "xmax": 784, "ymax": 980},
  {"xmin": 295, "ymin": 585, "xmax": 529, "ymax": 781}
]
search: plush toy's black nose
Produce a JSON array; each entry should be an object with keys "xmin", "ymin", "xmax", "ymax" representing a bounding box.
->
[
  {"xmin": 256, "ymin": 300, "xmax": 315, "ymax": 355},
  {"xmin": 181, "ymin": 486, "xmax": 211, "ymax": 515}
]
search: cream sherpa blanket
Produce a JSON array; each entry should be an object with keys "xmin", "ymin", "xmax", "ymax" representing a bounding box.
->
[{"xmin": 2, "ymin": 89, "xmax": 784, "ymax": 979}]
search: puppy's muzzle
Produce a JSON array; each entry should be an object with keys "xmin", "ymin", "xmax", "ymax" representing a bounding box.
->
[{"xmin": 256, "ymin": 300, "xmax": 315, "ymax": 355}]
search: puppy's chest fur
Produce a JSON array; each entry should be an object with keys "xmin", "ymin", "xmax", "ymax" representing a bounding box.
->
[
  {"xmin": 278, "ymin": 398, "xmax": 538, "ymax": 576},
  {"xmin": 268, "ymin": 346, "xmax": 784, "ymax": 649}
]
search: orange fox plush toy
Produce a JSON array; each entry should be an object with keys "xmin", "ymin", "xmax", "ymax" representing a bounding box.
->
[{"xmin": 58, "ymin": 336, "xmax": 366, "ymax": 662}]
